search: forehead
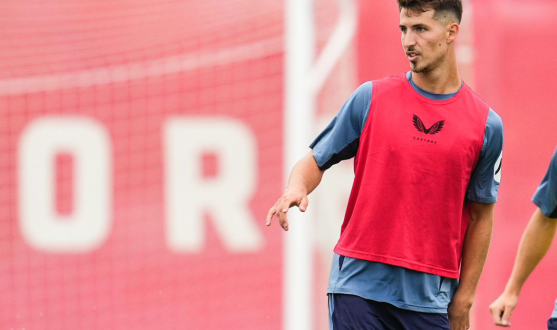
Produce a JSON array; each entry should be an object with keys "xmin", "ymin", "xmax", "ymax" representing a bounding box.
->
[{"xmin": 399, "ymin": 8, "xmax": 437, "ymax": 25}]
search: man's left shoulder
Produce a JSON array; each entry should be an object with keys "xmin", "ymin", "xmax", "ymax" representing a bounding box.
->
[
  {"xmin": 463, "ymin": 85, "xmax": 492, "ymax": 113},
  {"xmin": 486, "ymin": 109, "xmax": 503, "ymax": 128}
]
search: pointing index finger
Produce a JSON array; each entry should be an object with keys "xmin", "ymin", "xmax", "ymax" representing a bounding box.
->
[{"xmin": 266, "ymin": 207, "xmax": 276, "ymax": 226}]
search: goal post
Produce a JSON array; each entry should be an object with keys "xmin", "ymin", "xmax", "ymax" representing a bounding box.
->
[{"xmin": 283, "ymin": 1, "xmax": 357, "ymax": 329}]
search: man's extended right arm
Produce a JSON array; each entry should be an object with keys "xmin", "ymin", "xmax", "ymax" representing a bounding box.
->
[
  {"xmin": 266, "ymin": 150, "xmax": 324, "ymax": 231},
  {"xmin": 265, "ymin": 82, "xmax": 372, "ymax": 232}
]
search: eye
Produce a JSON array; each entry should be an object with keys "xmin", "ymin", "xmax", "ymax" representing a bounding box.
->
[
  {"xmin": 417, "ymin": 26, "xmax": 427, "ymax": 32},
  {"xmin": 400, "ymin": 27, "xmax": 407, "ymax": 33}
]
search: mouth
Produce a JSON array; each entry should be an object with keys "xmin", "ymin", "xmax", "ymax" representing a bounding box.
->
[{"xmin": 406, "ymin": 52, "xmax": 420, "ymax": 61}]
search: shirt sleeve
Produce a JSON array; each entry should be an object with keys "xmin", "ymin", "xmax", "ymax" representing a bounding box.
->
[
  {"xmin": 466, "ymin": 109, "xmax": 504, "ymax": 203},
  {"xmin": 309, "ymin": 82, "xmax": 372, "ymax": 170},
  {"xmin": 532, "ymin": 148, "xmax": 557, "ymax": 218}
]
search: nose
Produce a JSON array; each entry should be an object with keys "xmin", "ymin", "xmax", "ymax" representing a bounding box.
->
[{"xmin": 402, "ymin": 30, "xmax": 416, "ymax": 49}]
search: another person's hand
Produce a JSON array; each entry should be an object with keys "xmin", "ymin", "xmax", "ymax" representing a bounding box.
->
[
  {"xmin": 489, "ymin": 292, "xmax": 518, "ymax": 327},
  {"xmin": 266, "ymin": 187, "xmax": 309, "ymax": 231}
]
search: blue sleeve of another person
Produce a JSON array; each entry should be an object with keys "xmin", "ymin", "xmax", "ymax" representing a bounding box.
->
[
  {"xmin": 309, "ymin": 82, "xmax": 372, "ymax": 170},
  {"xmin": 466, "ymin": 109, "xmax": 504, "ymax": 203},
  {"xmin": 533, "ymin": 148, "xmax": 557, "ymax": 218}
]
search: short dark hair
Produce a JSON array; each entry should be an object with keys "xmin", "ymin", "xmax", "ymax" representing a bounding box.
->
[{"xmin": 398, "ymin": 0, "xmax": 462, "ymax": 24}]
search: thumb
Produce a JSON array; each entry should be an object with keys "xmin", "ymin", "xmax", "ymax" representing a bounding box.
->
[
  {"xmin": 299, "ymin": 195, "xmax": 309, "ymax": 212},
  {"xmin": 501, "ymin": 305, "xmax": 513, "ymax": 326}
]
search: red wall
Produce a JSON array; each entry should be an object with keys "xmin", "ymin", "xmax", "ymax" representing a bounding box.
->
[{"xmin": 0, "ymin": 1, "xmax": 284, "ymax": 329}]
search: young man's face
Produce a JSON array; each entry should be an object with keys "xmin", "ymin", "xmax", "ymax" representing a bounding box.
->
[{"xmin": 399, "ymin": 8, "xmax": 452, "ymax": 73}]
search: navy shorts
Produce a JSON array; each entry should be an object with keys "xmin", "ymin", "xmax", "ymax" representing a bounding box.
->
[
  {"xmin": 549, "ymin": 318, "xmax": 557, "ymax": 330},
  {"xmin": 329, "ymin": 293, "xmax": 450, "ymax": 330}
]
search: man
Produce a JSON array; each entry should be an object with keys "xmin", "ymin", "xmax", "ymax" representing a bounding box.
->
[
  {"xmin": 489, "ymin": 148, "xmax": 557, "ymax": 329},
  {"xmin": 266, "ymin": 0, "xmax": 504, "ymax": 329}
]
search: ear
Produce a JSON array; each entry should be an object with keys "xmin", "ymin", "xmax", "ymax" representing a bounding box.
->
[{"xmin": 446, "ymin": 23, "xmax": 459, "ymax": 44}]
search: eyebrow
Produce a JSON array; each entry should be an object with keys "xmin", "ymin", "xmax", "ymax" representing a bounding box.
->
[{"xmin": 399, "ymin": 23, "xmax": 428, "ymax": 29}]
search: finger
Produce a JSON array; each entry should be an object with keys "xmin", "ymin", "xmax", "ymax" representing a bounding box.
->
[
  {"xmin": 280, "ymin": 197, "xmax": 292, "ymax": 214},
  {"xmin": 489, "ymin": 304, "xmax": 503, "ymax": 325},
  {"xmin": 299, "ymin": 195, "xmax": 309, "ymax": 212},
  {"xmin": 501, "ymin": 305, "xmax": 512, "ymax": 327},
  {"xmin": 266, "ymin": 207, "xmax": 276, "ymax": 226},
  {"xmin": 277, "ymin": 210, "xmax": 289, "ymax": 231},
  {"xmin": 276, "ymin": 201, "xmax": 290, "ymax": 231},
  {"xmin": 466, "ymin": 315, "xmax": 470, "ymax": 329}
]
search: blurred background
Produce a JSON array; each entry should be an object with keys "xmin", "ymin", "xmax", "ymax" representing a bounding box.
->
[{"xmin": 1, "ymin": 0, "xmax": 556, "ymax": 329}]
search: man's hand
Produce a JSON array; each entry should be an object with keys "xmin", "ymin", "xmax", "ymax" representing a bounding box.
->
[
  {"xmin": 265, "ymin": 151, "xmax": 323, "ymax": 231},
  {"xmin": 448, "ymin": 202, "xmax": 494, "ymax": 329},
  {"xmin": 266, "ymin": 187, "xmax": 309, "ymax": 231},
  {"xmin": 448, "ymin": 295, "xmax": 472, "ymax": 330},
  {"xmin": 489, "ymin": 292, "xmax": 518, "ymax": 327}
]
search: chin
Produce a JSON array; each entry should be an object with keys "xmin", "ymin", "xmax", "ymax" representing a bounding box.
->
[{"xmin": 411, "ymin": 64, "xmax": 430, "ymax": 74}]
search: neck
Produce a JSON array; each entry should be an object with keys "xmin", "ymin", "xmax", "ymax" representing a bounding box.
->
[{"xmin": 411, "ymin": 52, "xmax": 461, "ymax": 94}]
